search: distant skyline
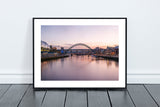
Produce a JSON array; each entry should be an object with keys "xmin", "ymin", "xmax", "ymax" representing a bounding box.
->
[{"xmin": 41, "ymin": 25, "xmax": 119, "ymax": 49}]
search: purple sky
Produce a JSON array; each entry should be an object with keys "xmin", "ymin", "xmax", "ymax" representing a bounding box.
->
[{"xmin": 41, "ymin": 25, "xmax": 119, "ymax": 49}]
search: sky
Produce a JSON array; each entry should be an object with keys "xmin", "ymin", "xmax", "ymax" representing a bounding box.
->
[{"xmin": 41, "ymin": 25, "xmax": 119, "ymax": 49}]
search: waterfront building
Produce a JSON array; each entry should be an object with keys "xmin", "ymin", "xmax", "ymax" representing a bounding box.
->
[
  {"xmin": 61, "ymin": 47, "xmax": 64, "ymax": 54},
  {"xmin": 105, "ymin": 46, "xmax": 119, "ymax": 56},
  {"xmin": 94, "ymin": 47, "xmax": 100, "ymax": 54}
]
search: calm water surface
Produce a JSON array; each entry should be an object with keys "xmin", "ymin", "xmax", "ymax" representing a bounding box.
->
[{"xmin": 41, "ymin": 55, "xmax": 119, "ymax": 80}]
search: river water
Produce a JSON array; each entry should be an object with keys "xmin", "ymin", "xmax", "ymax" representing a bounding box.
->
[{"xmin": 41, "ymin": 55, "xmax": 119, "ymax": 80}]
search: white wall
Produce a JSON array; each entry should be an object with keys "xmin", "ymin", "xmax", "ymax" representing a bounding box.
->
[{"xmin": 0, "ymin": 0, "xmax": 160, "ymax": 83}]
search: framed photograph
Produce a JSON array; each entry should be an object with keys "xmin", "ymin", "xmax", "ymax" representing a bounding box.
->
[{"xmin": 33, "ymin": 18, "xmax": 127, "ymax": 89}]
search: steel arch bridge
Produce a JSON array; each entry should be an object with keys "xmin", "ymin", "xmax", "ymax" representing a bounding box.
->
[{"xmin": 67, "ymin": 43, "xmax": 93, "ymax": 52}]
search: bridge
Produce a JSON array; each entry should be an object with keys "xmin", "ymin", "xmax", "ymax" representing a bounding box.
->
[{"xmin": 67, "ymin": 43, "xmax": 93, "ymax": 52}]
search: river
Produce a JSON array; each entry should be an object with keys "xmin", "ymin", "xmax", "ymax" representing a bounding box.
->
[{"xmin": 41, "ymin": 55, "xmax": 119, "ymax": 80}]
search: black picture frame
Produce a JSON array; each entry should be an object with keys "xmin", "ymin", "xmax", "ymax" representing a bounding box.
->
[{"xmin": 33, "ymin": 17, "xmax": 127, "ymax": 89}]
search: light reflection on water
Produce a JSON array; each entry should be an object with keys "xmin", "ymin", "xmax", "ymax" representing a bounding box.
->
[{"xmin": 41, "ymin": 55, "xmax": 119, "ymax": 80}]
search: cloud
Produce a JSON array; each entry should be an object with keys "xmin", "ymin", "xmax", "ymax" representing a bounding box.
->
[
  {"xmin": 63, "ymin": 43, "xmax": 73, "ymax": 46},
  {"xmin": 51, "ymin": 45, "xmax": 60, "ymax": 48}
]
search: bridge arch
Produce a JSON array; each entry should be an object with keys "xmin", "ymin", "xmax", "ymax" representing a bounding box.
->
[{"xmin": 67, "ymin": 43, "xmax": 93, "ymax": 52}]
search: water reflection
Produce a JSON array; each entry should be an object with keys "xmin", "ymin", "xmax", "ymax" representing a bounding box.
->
[{"xmin": 41, "ymin": 55, "xmax": 119, "ymax": 80}]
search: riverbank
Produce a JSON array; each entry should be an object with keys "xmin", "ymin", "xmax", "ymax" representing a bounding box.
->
[
  {"xmin": 94, "ymin": 55, "xmax": 118, "ymax": 61},
  {"xmin": 41, "ymin": 55, "xmax": 69, "ymax": 61}
]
